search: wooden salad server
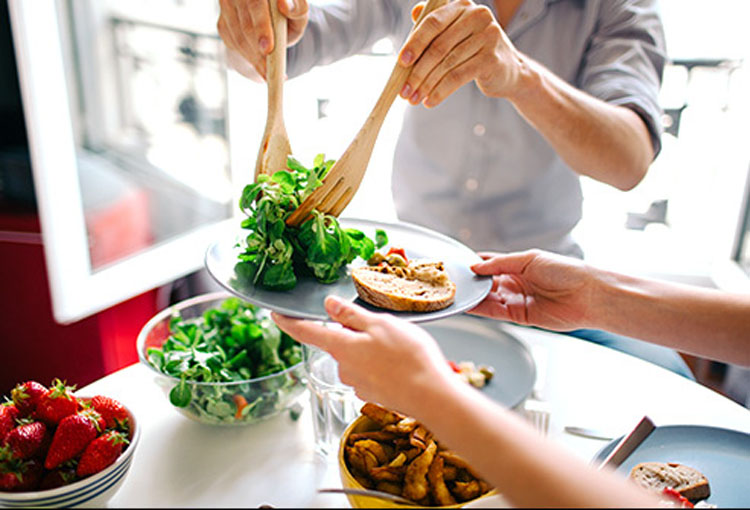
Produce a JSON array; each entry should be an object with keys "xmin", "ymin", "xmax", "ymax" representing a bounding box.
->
[
  {"xmin": 285, "ymin": 0, "xmax": 450, "ymax": 226},
  {"xmin": 255, "ymin": 0, "xmax": 292, "ymax": 180}
]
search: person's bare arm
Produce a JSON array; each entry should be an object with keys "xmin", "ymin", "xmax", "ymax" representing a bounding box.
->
[
  {"xmin": 271, "ymin": 296, "xmax": 662, "ymax": 508},
  {"xmin": 418, "ymin": 378, "xmax": 659, "ymax": 508},
  {"xmin": 592, "ymin": 268, "xmax": 750, "ymax": 366},
  {"xmin": 506, "ymin": 62, "xmax": 653, "ymax": 190},
  {"xmin": 399, "ymin": 0, "xmax": 656, "ymax": 190},
  {"xmin": 471, "ymin": 250, "xmax": 750, "ymax": 366}
]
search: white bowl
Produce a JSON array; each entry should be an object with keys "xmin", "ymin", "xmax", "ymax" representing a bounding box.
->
[{"xmin": 0, "ymin": 398, "xmax": 140, "ymax": 508}]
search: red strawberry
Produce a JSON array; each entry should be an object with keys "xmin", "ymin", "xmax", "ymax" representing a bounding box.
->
[
  {"xmin": 44, "ymin": 409, "xmax": 104, "ymax": 470},
  {"xmin": 0, "ymin": 404, "xmax": 20, "ymax": 443},
  {"xmin": 76, "ymin": 430, "xmax": 129, "ymax": 477},
  {"xmin": 4, "ymin": 421, "xmax": 49, "ymax": 460},
  {"xmin": 0, "ymin": 471, "xmax": 20, "ymax": 491},
  {"xmin": 10, "ymin": 381, "xmax": 47, "ymax": 418},
  {"xmin": 36, "ymin": 379, "xmax": 78, "ymax": 426},
  {"xmin": 90, "ymin": 395, "xmax": 130, "ymax": 430},
  {"xmin": 0, "ymin": 458, "xmax": 42, "ymax": 492},
  {"xmin": 39, "ymin": 466, "xmax": 78, "ymax": 490}
]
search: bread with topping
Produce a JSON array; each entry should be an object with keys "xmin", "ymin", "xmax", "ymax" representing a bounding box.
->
[
  {"xmin": 351, "ymin": 260, "xmax": 456, "ymax": 312},
  {"xmin": 629, "ymin": 462, "xmax": 710, "ymax": 501}
]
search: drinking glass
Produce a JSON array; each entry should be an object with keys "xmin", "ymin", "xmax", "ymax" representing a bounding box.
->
[{"xmin": 305, "ymin": 347, "xmax": 362, "ymax": 458}]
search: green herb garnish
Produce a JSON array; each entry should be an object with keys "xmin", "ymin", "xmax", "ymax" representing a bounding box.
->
[{"xmin": 235, "ymin": 154, "xmax": 383, "ymax": 290}]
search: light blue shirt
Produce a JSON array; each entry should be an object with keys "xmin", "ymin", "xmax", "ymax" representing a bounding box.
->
[{"xmin": 288, "ymin": 0, "xmax": 666, "ymax": 257}]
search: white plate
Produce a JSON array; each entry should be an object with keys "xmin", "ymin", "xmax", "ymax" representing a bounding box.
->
[{"xmin": 205, "ymin": 218, "xmax": 492, "ymax": 323}]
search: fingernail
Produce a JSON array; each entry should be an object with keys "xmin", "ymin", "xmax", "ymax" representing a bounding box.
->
[
  {"xmin": 259, "ymin": 37, "xmax": 270, "ymax": 53},
  {"xmin": 400, "ymin": 51, "xmax": 413, "ymax": 66},
  {"xmin": 326, "ymin": 296, "xmax": 343, "ymax": 316},
  {"xmin": 424, "ymin": 96, "xmax": 436, "ymax": 108},
  {"xmin": 401, "ymin": 83, "xmax": 412, "ymax": 99},
  {"xmin": 286, "ymin": 0, "xmax": 296, "ymax": 12},
  {"xmin": 410, "ymin": 91, "xmax": 420, "ymax": 104}
]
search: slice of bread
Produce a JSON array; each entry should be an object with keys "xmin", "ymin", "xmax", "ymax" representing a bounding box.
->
[
  {"xmin": 629, "ymin": 462, "xmax": 710, "ymax": 501},
  {"xmin": 351, "ymin": 260, "xmax": 456, "ymax": 312}
]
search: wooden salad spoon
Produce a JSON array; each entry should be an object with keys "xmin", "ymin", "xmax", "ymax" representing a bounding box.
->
[
  {"xmin": 255, "ymin": 0, "xmax": 292, "ymax": 179},
  {"xmin": 285, "ymin": 0, "xmax": 450, "ymax": 226}
]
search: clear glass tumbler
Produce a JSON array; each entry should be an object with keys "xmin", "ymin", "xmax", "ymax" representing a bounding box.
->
[{"xmin": 305, "ymin": 347, "xmax": 362, "ymax": 458}]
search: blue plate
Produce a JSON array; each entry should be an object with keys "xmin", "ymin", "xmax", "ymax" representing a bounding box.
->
[
  {"xmin": 423, "ymin": 314, "xmax": 536, "ymax": 410},
  {"xmin": 593, "ymin": 425, "xmax": 750, "ymax": 507},
  {"xmin": 205, "ymin": 218, "xmax": 492, "ymax": 323}
]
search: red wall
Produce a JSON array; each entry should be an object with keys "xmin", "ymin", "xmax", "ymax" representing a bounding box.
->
[{"xmin": 0, "ymin": 210, "xmax": 159, "ymax": 397}]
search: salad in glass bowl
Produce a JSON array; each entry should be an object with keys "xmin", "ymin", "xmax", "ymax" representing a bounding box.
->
[{"xmin": 137, "ymin": 292, "xmax": 306, "ymax": 426}]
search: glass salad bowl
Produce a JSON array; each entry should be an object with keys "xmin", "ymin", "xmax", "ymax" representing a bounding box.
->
[{"xmin": 136, "ymin": 292, "xmax": 307, "ymax": 426}]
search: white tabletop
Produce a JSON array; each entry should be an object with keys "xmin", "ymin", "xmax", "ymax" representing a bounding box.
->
[{"xmin": 86, "ymin": 323, "xmax": 750, "ymax": 508}]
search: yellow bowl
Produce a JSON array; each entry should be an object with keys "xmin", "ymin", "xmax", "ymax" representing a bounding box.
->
[{"xmin": 338, "ymin": 415, "xmax": 497, "ymax": 508}]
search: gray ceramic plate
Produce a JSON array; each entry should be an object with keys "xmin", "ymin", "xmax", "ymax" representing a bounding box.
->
[
  {"xmin": 593, "ymin": 425, "xmax": 750, "ymax": 507},
  {"xmin": 424, "ymin": 314, "xmax": 536, "ymax": 409},
  {"xmin": 205, "ymin": 218, "xmax": 492, "ymax": 323}
]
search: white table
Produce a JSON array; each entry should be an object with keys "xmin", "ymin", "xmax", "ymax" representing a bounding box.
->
[{"xmin": 89, "ymin": 323, "xmax": 750, "ymax": 508}]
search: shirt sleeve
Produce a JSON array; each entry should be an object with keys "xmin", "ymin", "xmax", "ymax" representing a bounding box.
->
[
  {"xmin": 286, "ymin": 0, "xmax": 411, "ymax": 78},
  {"xmin": 577, "ymin": 0, "xmax": 667, "ymax": 158}
]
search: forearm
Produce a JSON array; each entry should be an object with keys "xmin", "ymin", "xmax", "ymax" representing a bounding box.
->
[
  {"xmin": 588, "ymin": 269, "xmax": 750, "ymax": 366},
  {"xmin": 410, "ymin": 380, "xmax": 658, "ymax": 508},
  {"xmin": 508, "ymin": 57, "xmax": 653, "ymax": 191}
]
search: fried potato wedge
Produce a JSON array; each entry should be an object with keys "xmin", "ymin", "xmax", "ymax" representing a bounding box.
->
[
  {"xmin": 360, "ymin": 402, "xmax": 404, "ymax": 426},
  {"xmin": 439, "ymin": 450, "xmax": 484, "ymax": 481},
  {"xmin": 428, "ymin": 455, "xmax": 457, "ymax": 506},
  {"xmin": 384, "ymin": 417, "xmax": 418, "ymax": 435},
  {"xmin": 403, "ymin": 440, "xmax": 437, "ymax": 501},
  {"xmin": 453, "ymin": 479, "xmax": 481, "ymax": 502}
]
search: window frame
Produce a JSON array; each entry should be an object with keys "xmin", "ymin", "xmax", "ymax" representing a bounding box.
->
[{"xmin": 9, "ymin": 0, "xmax": 239, "ymax": 324}]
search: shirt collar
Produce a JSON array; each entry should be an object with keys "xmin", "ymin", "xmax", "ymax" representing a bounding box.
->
[{"xmin": 488, "ymin": 0, "xmax": 568, "ymax": 40}]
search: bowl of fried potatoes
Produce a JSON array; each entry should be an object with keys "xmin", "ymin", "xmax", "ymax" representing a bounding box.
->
[{"xmin": 338, "ymin": 402, "xmax": 497, "ymax": 508}]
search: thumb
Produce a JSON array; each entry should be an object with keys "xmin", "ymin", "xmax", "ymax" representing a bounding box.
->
[
  {"xmin": 471, "ymin": 251, "xmax": 537, "ymax": 276},
  {"xmin": 324, "ymin": 296, "xmax": 379, "ymax": 332}
]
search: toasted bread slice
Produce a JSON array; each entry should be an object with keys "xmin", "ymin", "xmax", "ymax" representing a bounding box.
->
[
  {"xmin": 629, "ymin": 462, "xmax": 710, "ymax": 501},
  {"xmin": 351, "ymin": 260, "xmax": 456, "ymax": 312}
]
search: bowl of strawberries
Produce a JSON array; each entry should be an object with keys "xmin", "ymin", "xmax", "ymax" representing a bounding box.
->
[{"xmin": 0, "ymin": 379, "xmax": 140, "ymax": 508}]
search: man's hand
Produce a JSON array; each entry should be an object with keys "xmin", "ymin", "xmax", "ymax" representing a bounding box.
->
[
  {"xmin": 469, "ymin": 249, "xmax": 599, "ymax": 331},
  {"xmin": 217, "ymin": 0, "xmax": 309, "ymax": 80},
  {"xmin": 271, "ymin": 296, "xmax": 455, "ymax": 414},
  {"xmin": 397, "ymin": 0, "xmax": 525, "ymax": 107}
]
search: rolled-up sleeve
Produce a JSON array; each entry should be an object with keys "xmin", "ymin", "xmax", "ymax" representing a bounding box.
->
[
  {"xmin": 287, "ymin": 0, "xmax": 409, "ymax": 78},
  {"xmin": 578, "ymin": 0, "xmax": 667, "ymax": 157}
]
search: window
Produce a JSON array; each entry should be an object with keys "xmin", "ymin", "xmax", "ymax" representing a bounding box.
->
[{"xmin": 9, "ymin": 0, "xmax": 399, "ymax": 322}]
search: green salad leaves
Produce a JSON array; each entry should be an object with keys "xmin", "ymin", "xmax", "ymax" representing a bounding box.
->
[
  {"xmin": 146, "ymin": 297, "xmax": 305, "ymax": 423},
  {"xmin": 236, "ymin": 154, "xmax": 387, "ymax": 290}
]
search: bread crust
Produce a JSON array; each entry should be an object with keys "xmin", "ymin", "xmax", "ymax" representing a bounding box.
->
[
  {"xmin": 629, "ymin": 462, "xmax": 710, "ymax": 501},
  {"xmin": 351, "ymin": 262, "xmax": 456, "ymax": 312}
]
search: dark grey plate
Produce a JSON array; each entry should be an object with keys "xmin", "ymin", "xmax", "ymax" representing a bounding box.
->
[
  {"xmin": 593, "ymin": 425, "xmax": 750, "ymax": 507},
  {"xmin": 205, "ymin": 218, "xmax": 492, "ymax": 323},
  {"xmin": 424, "ymin": 314, "xmax": 536, "ymax": 409}
]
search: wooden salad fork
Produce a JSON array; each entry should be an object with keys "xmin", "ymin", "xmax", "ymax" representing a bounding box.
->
[
  {"xmin": 255, "ymin": 0, "xmax": 292, "ymax": 180},
  {"xmin": 285, "ymin": 0, "xmax": 451, "ymax": 226}
]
